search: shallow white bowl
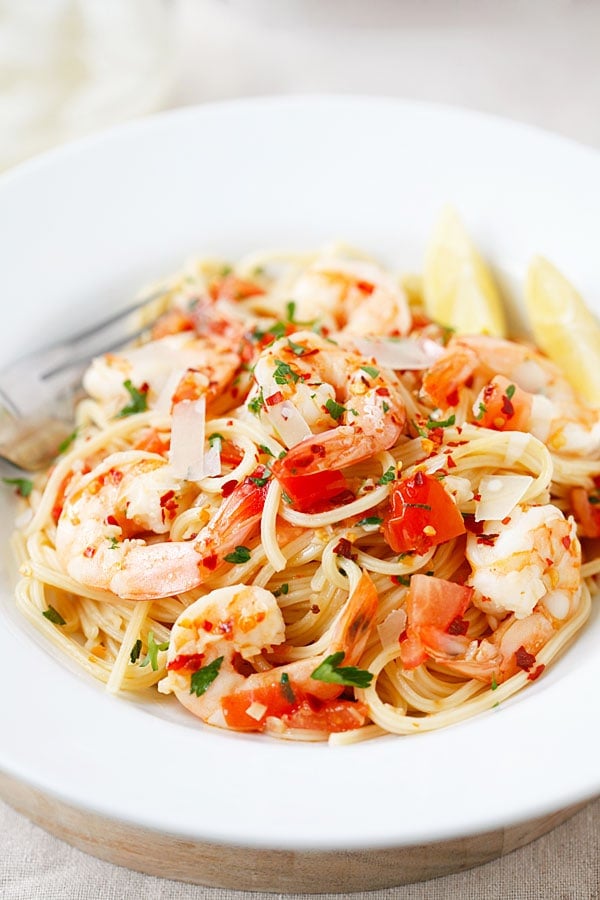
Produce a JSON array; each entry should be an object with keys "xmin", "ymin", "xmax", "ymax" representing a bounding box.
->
[{"xmin": 0, "ymin": 97, "xmax": 599, "ymax": 878}]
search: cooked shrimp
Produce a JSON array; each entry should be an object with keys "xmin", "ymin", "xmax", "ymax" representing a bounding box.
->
[
  {"xmin": 466, "ymin": 504, "xmax": 581, "ymax": 621},
  {"xmin": 288, "ymin": 258, "xmax": 411, "ymax": 336},
  {"xmin": 159, "ymin": 571, "xmax": 379, "ymax": 735},
  {"xmin": 247, "ymin": 330, "xmax": 406, "ymax": 477},
  {"xmin": 421, "ymin": 334, "xmax": 600, "ymax": 455},
  {"xmin": 400, "ymin": 504, "xmax": 581, "ymax": 684},
  {"xmin": 55, "ymin": 451, "xmax": 268, "ymax": 600},
  {"xmin": 83, "ymin": 331, "xmax": 241, "ymax": 413}
]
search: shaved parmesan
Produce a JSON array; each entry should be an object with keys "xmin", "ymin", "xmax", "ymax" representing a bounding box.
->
[
  {"xmin": 352, "ymin": 337, "xmax": 445, "ymax": 371},
  {"xmin": 169, "ymin": 398, "xmax": 206, "ymax": 480},
  {"xmin": 377, "ymin": 608, "xmax": 407, "ymax": 650},
  {"xmin": 265, "ymin": 399, "xmax": 312, "ymax": 447},
  {"xmin": 475, "ymin": 474, "xmax": 534, "ymax": 522}
]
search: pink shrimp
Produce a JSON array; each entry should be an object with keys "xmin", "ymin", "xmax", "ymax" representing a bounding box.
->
[
  {"xmin": 248, "ymin": 330, "xmax": 405, "ymax": 487},
  {"xmin": 55, "ymin": 451, "xmax": 268, "ymax": 600},
  {"xmin": 159, "ymin": 571, "xmax": 379, "ymax": 735},
  {"xmin": 421, "ymin": 334, "xmax": 600, "ymax": 455}
]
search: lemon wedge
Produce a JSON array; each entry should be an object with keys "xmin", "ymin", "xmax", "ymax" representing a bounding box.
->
[
  {"xmin": 525, "ymin": 256, "xmax": 600, "ymax": 407},
  {"xmin": 423, "ymin": 207, "xmax": 507, "ymax": 337}
]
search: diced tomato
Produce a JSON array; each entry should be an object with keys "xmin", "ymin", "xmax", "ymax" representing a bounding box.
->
[
  {"xmin": 273, "ymin": 467, "xmax": 353, "ymax": 514},
  {"xmin": 151, "ymin": 308, "xmax": 195, "ymax": 339},
  {"xmin": 209, "ymin": 275, "xmax": 265, "ymax": 302},
  {"xmin": 382, "ymin": 470, "xmax": 466, "ymax": 554},
  {"xmin": 134, "ymin": 427, "xmax": 170, "ymax": 455},
  {"xmin": 171, "ymin": 370, "xmax": 207, "ymax": 406},
  {"xmin": 570, "ymin": 486, "xmax": 600, "ymax": 538},
  {"xmin": 401, "ymin": 574, "xmax": 473, "ymax": 669},
  {"xmin": 218, "ymin": 439, "xmax": 243, "ymax": 467},
  {"xmin": 221, "ymin": 681, "xmax": 297, "ymax": 730},
  {"xmin": 475, "ymin": 376, "xmax": 532, "ymax": 431},
  {"xmin": 281, "ymin": 698, "xmax": 369, "ymax": 733}
]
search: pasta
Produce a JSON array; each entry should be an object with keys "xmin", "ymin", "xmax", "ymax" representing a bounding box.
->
[{"xmin": 8, "ymin": 238, "xmax": 599, "ymax": 743}]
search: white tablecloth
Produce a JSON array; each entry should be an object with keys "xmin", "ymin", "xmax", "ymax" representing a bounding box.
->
[{"xmin": 2, "ymin": 1, "xmax": 600, "ymax": 896}]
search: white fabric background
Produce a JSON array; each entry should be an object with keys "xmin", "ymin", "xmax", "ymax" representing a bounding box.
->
[{"xmin": 2, "ymin": 1, "xmax": 600, "ymax": 896}]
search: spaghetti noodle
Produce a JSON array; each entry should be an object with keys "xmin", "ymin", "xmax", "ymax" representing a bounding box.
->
[{"xmin": 9, "ymin": 245, "xmax": 598, "ymax": 742}]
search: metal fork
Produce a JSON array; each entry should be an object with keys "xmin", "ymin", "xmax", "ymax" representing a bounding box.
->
[{"xmin": 0, "ymin": 291, "xmax": 165, "ymax": 471}]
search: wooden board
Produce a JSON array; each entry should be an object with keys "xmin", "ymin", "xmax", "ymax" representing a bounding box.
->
[{"xmin": 0, "ymin": 772, "xmax": 592, "ymax": 892}]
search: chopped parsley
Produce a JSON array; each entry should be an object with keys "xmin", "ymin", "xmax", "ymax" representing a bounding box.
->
[
  {"xmin": 475, "ymin": 402, "xmax": 487, "ymax": 421},
  {"xmin": 208, "ymin": 433, "xmax": 224, "ymax": 450},
  {"xmin": 2, "ymin": 477, "xmax": 33, "ymax": 498},
  {"xmin": 116, "ymin": 380, "xmax": 148, "ymax": 418},
  {"xmin": 491, "ymin": 674, "xmax": 498, "ymax": 691},
  {"xmin": 130, "ymin": 639, "xmax": 142, "ymax": 664},
  {"xmin": 224, "ymin": 545, "xmax": 251, "ymax": 565},
  {"xmin": 190, "ymin": 656, "xmax": 223, "ymax": 696},
  {"xmin": 426, "ymin": 414, "xmax": 456, "ymax": 429},
  {"xmin": 378, "ymin": 466, "xmax": 396, "ymax": 485},
  {"xmin": 360, "ymin": 365, "xmax": 380, "ymax": 378},
  {"xmin": 287, "ymin": 338, "xmax": 306, "ymax": 356},
  {"xmin": 356, "ymin": 516, "xmax": 383, "ymax": 527},
  {"xmin": 274, "ymin": 583, "xmax": 289, "ymax": 597},
  {"xmin": 42, "ymin": 605, "xmax": 66, "ymax": 626},
  {"xmin": 325, "ymin": 398, "xmax": 346, "ymax": 421},
  {"xmin": 281, "ymin": 490, "xmax": 293, "ymax": 505},
  {"xmin": 258, "ymin": 444, "xmax": 275, "ymax": 457},
  {"xmin": 248, "ymin": 387, "xmax": 265, "ymax": 415},
  {"xmin": 285, "ymin": 300, "xmax": 298, "ymax": 322},
  {"xmin": 382, "ymin": 401, "xmax": 390, "ymax": 413},
  {"xmin": 108, "ymin": 536, "xmax": 119, "ymax": 549},
  {"xmin": 251, "ymin": 321, "xmax": 287, "ymax": 343},
  {"xmin": 280, "ymin": 672, "xmax": 296, "ymax": 703},
  {"xmin": 505, "ymin": 383, "xmax": 516, "ymax": 399},
  {"xmin": 57, "ymin": 428, "xmax": 78, "ymax": 455},
  {"xmin": 273, "ymin": 359, "xmax": 300, "ymax": 385},
  {"xmin": 249, "ymin": 473, "xmax": 270, "ymax": 487},
  {"xmin": 139, "ymin": 630, "xmax": 169, "ymax": 671},
  {"xmin": 311, "ymin": 651, "xmax": 373, "ymax": 688}
]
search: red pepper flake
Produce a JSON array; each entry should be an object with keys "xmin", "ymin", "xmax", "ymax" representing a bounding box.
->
[
  {"xmin": 310, "ymin": 604, "xmax": 321, "ymax": 614},
  {"xmin": 446, "ymin": 389, "xmax": 459, "ymax": 407},
  {"xmin": 266, "ymin": 391, "xmax": 284, "ymax": 406},
  {"xmin": 310, "ymin": 443, "xmax": 326, "ymax": 457},
  {"xmin": 106, "ymin": 467, "xmax": 124, "ymax": 485},
  {"xmin": 501, "ymin": 394, "xmax": 515, "ymax": 418},
  {"xmin": 106, "ymin": 515, "xmax": 119, "ymax": 526},
  {"xmin": 202, "ymin": 620, "xmax": 213, "ymax": 632},
  {"xmin": 333, "ymin": 538, "xmax": 357, "ymax": 560},
  {"xmin": 375, "ymin": 387, "xmax": 390, "ymax": 396},
  {"xmin": 356, "ymin": 280, "xmax": 375, "ymax": 294},
  {"xmin": 545, "ymin": 557, "xmax": 553, "ymax": 567},
  {"xmin": 160, "ymin": 490, "xmax": 176, "ymax": 506},
  {"xmin": 477, "ymin": 533, "xmax": 499, "ymax": 546},
  {"xmin": 447, "ymin": 616, "xmax": 469, "ymax": 636},
  {"xmin": 463, "ymin": 514, "xmax": 484, "ymax": 535},
  {"xmin": 501, "ymin": 516, "xmax": 512, "ymax": 525},
  {"xmin": 527, "ymin": 663, "xmax": 545, "ymax": 682},
  {"xmin": 428, "ymin": 426, "xmax": 444, "ymax": 445},
  {"xmin": 561, "ymin": 535, "xmax": 571, "ymax": 550},
  {"xmin": 83, "ymin": 546, "xmax": 96, "ymax": 558},
  {"xmin": 221, "ymin": 480, "xmax": 237, "ymax": 498},
  {"xmin": 167, "ymin": 653, "xmax": 205, "ymax": 672},
  {"xmin": 515, "ymin": 645, "xmax": 537, "ymax": 671},
  {"xmin": 447, "ymin": 455, "xmax": 457, "ymax": 469},
  {"xmin": 202, "ymin": 553, "xmax": 219, "ymax": 571}
]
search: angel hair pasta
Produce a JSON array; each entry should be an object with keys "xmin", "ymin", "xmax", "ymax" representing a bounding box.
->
[{"xmin": 8, "ymin": 233, "xmax": 599, "ymax": 744}]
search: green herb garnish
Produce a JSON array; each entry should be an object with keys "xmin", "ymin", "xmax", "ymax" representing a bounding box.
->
[
  {"xmin": 139, "ymin": 630, "xmax": 169, "ymax": 671},
  {"xmin": 274, "ymin": 583, "xmax": 289, "ymax": 597},
  {"xmin": 356, "ymin": 516, "xmax": 383, "ymax": 527},
  {"xmin": 273, "ymin": 359, "xmax": 300, "ymax": 386},
  {"xmin": 258, "ymin": 444, "xmax": 275, "ymax": 457},
  {"xmin": 116, "ymin": 380, "xmax": 148, "ymax": 418},
  {"xmin": 42, "ymin": 605, "xmax": 66, "ymax": 626},
  {"xmin": 280, "ymin": 672, "xmax": 296, "ymax": 703},
  {"xmin": 426, "ymin": 414, "xmax": 456, "ymax": 429},
  {"xmin": 378, "ymin": 466, "xmax": 396, "ymax": 485},
  {"xmin": 208, "ymin": 433, "xmax": 224, "ymax": 450},
  {"xmin": 224, "ymin": 546, "xmax": 251, "ymax": 565},
  {"xmin": 505, "ymin": 384, "xmax": 516, "ymax": 399},
  {"xmin": 247, "ymin": 387, "xmax": 265, "ymax": 416},
  {"xmin": 130, "ymin": 639, "xmax": 142, "ymax": 664},
  {"xmin": 190, "ymin": 656, "xmax": 224, "ymax": 697},
  {"xmin": 325, "ymin": 398, "xmax": 346, "ymax": 421},
  {"xmin": 58, "ymin": 428, "xmax": 78, "ymax": 455},
  {"xmin": 287, "ymin": 338, "xmax": 306, "ymax": 356},
  {"xmin": 311, "ymin": 651, "xmax": 373, "ymax": 688},
  {"xmin": 360, "ymin": 365, "xmax": 380, "ymax": 378},
  {"xmin": 2, "ymin": 477, "xmax": 34, "ymax": 498}
]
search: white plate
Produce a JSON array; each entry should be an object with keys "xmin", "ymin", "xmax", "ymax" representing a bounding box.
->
[{"xmin": 1, "ymin": 96, "xmax": 599, "ymax": 852}]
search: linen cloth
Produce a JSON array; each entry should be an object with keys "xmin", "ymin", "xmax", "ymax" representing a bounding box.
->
[{"xmin": 2, "ymin": 1, "xmax": 600, "ymax": 897}]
